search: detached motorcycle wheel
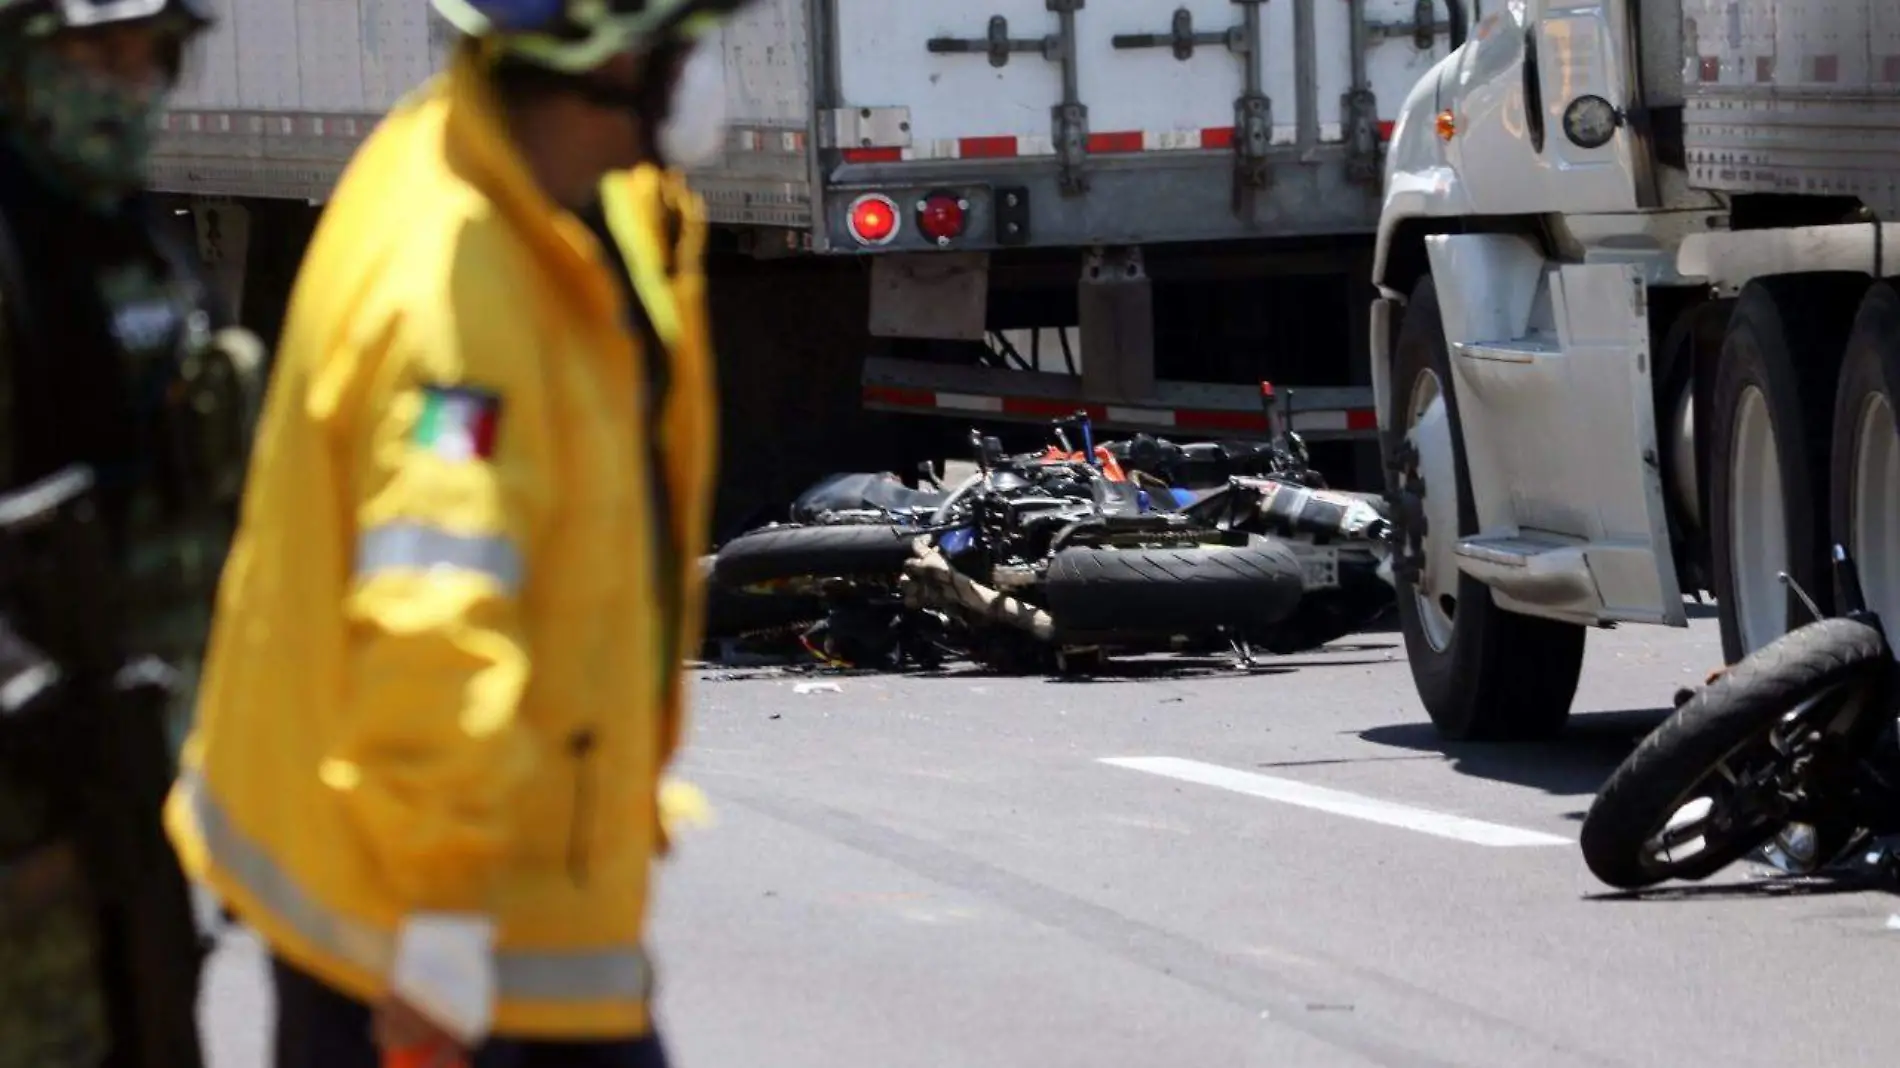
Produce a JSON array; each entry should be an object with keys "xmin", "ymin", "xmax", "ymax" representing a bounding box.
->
[
  {"xmin": 1579, "ymin": 617, "xmax": 1889, "ymax": 890},
  {"xmin": 711, "ymin": 524, "xmax": 920, "ymax": 587},
  {"xmin": 1042, "ymin": 541, "xmax": 1304, "ymax": 635}
]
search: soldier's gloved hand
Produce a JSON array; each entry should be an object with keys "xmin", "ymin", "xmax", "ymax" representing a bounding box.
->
[
  {"xmin": 171, "ymin": 324, "xmax": 268, "ymax": 507},
  {"xmin": 207, "ymin": 324, "xmax": 266, "ymax": 375}
]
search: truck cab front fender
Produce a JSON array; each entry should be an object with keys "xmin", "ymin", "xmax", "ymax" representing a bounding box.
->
[{"xmin": 1372, "ymin": 47, "xmax": 1471, "ymax": 292}]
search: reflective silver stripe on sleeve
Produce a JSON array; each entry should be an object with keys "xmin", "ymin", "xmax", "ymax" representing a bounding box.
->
[
  {"xmin": 355, "ymin": 522, "xmax": 524, "ymax": 593},
  {"xmin": 178, "ymin": 771, "xmax": 653, "ymax": 1004}
]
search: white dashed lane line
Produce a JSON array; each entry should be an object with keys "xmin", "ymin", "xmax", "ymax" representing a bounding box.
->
[{"xmin": 1099, "ymin": 756, "xmax": 1574, "ymax": 848}]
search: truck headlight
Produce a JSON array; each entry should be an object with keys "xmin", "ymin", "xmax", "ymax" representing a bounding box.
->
[{"xmin": 1561, "ymin": 95, "xmax": 1621, "ymax": 149}]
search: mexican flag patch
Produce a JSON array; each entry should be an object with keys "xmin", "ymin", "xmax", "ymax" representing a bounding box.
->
[{"xmin": 413, "ymin": 385, "xmax": 502, "ymax": 462}]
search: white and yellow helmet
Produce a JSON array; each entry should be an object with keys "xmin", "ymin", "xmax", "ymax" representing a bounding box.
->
[{"xmin": 430, "ymin": 0, "xmax": 749, "ymax": 72}]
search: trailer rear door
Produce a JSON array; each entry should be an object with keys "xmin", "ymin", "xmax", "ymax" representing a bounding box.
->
[
  {"xmin": 829, "ymin": 0, "xmax": 1443, "ymax": 196},
  {"xmin": 831, "ymin": 0, "xmax": 1294, "ymax": 166}
]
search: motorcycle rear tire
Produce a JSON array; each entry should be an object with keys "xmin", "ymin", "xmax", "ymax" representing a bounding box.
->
[
  {"xmin": 1041, "ymin": 541, "xmax": 1304, "ymax": 636},
  {"xmin": 711, "ymin": 524, "xmax": 920, "ymax": 587},
  {"xmin": 1579, "ymin": 616, "xmax": 1890, "ymax": 891}
]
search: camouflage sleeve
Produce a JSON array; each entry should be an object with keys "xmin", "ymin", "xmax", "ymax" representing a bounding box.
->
[
  {"xmin": 0, "ymin": 274, "xmax": 15, "ymax": 486},
  {"xmin": 0, "ymin": 840, "xmax": 110, "ymax": 1068},
  {"xmin": 0, "ymin": 266, "xmax": 109, "ymax": 1068}
]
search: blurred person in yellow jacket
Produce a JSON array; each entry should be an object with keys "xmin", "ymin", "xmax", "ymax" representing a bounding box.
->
[{"xmin": 162, "ymin": 1, "xmax": 750, "ymax": 1064}]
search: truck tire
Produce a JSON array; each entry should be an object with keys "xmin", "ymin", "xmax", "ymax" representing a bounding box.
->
[
  {"xmin": 1386, "ymin": 276, "xmax": 1585, "ymax": 741},
  {"xmin": 1040, "ymin": 541, "xmax": 1304, "ymax": 635},
  {"xmin": 1579, "ymin": 616, "xmax": 1888, "ymax": 890},
  {"xmin": 1829, "ymin": 282, "xmax": 1900, "ymax": 647},
  {"xmin": 711, "ymin": 524, "xmax": 919, "ymax": 588},
  {"xmin": 1710, "ymin": 278, "xmax": 1860, "ymax": 663}
]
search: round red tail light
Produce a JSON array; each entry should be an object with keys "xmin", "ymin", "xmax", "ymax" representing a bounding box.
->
[
  {"xmin": 915, "ymin": 193, "xmax": 969, "ymax": 246},
  {"xmin": 846, "ymin": 193, "xmax": 899, "ymax": 245}
]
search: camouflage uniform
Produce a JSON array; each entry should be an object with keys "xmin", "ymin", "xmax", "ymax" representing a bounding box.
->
[{"xmin": 0, "ymin": 1, "xmax": 251, "ymax": 1065}]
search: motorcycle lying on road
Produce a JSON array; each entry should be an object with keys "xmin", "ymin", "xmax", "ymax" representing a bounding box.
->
[
  {"xmin": 703, "ymin": 395, "xmax": 1395, "ymax": 673},
  {"xmin": 1580, "ymin": 546, "xmax": 1900, "ymax": 889}
]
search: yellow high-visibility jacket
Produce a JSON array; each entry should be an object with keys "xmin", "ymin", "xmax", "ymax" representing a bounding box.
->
[{"xmin": 163, "ymin": 41, "xmax": 719, "ymax": 1040}]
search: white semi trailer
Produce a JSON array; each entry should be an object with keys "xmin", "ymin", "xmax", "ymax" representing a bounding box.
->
[
  {"xmin": 153, "ymin": 0, "xmax": 1456, "ymax": 535},
  {"xmin": 1371, "ymin": 0, "xmax": 1900, "ymax": 739}
]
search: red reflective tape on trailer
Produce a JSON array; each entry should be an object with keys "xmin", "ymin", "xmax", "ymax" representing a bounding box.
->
[
  {"xmin": 958, "ymin": 136, "xmax": 1019, "ymax": 159},
  {"xmin": 1346, "ymin": 408, "xmax": 1378, "ymax": 431},
  {"xmin": 1174, "ymin": 409, "xmax": 1272, "ymax": 434},
  {"xmin": 1088, "ymin": 130, "xmax": 1145, "ymax": 154},
  {"xmin": 842, "ymin": 147, "xmax": 903, "ymax": 164},
  {"xmin": 863, "ymin": 385, "xmax": 936, "ymax": 409},
  {"xmin": 1001, "ymin": 396, "xmax": 1101, "ymax": 420},
  {"xmin": 1377, "ymin": 120, "xmax": 1395, "ymax": 140},
  {"xmin": 901, "ymin": 126, "xmax": 1256, "ymax": 159}
]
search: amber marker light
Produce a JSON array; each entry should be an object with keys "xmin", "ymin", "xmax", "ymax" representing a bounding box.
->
[{"xmin": 1435, "ymin": 109, "xmax": 1457, "ymax": 141}]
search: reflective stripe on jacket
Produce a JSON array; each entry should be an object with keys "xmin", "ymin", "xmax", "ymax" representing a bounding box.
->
[{"xmin": 163, "ymin": 40, "xmax": 719, "ymax": 1040}]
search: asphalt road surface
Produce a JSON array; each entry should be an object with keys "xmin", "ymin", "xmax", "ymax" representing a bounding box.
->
[{"xmin": 200, "ymin": 607, "xmax": 1900, "ymax": 1068}]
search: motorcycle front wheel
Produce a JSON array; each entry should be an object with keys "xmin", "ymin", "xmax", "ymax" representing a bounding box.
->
[{"xmin": 1579, "ymin": 616, "xmax": 1891, "ymax": 890}]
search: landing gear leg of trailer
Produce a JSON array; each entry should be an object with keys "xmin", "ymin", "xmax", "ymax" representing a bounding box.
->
[
  {"xmin": 1077, "ymin": 246, "xmax": 1155, "ymax": 403},
  {"xmin": 190, "ymin": 199, "xmax": 252, "ymax": 325}
]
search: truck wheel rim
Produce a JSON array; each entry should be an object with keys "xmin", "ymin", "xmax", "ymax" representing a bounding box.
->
[
  {"xmin": 1729, "ymin": 385, "xmax": 1788, "ymax": 654},
  {"xmin": 1852, "ymin": 391, "xmax": 1900, "ymax": 645},
  {"xmin": 1407, "ymin": 368, "xmax": 1458, "ymax": 652}
]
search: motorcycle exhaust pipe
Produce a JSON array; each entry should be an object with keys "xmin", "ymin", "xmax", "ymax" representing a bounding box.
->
[{"xmin": 1234, "ymin": 477, "xmax": 1390, "ymax": 542}]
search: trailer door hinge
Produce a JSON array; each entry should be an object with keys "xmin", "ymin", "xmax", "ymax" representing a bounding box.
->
[
  {"xmin": 1048, "ymin": 0, "xmax": 1088, "ymax": 196},
  {"xmin": 1342, "ymin": 87, "xmax": 1381, "ymax": 184},
  {"xmin": 1053, "ymin": 101, "xmax": 1090, "ymax": 196},
  {"xmin": 822, "ymin": 106, "xmax": 912, "ymax": 152},
  {"xmin": 1229, "ymin": 0, "xmax": 1272, "ymax": 211}
]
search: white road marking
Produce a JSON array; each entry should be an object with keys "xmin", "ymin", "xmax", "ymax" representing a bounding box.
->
[{"xmin": 1100, "ymin": 756, "xmax": 1573, "ymax": 848}]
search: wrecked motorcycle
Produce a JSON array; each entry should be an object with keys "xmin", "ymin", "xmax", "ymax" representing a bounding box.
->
[
  {"xmin": 899, "ymin": 425, "xmax": 1310, "ymax": 673},
  {"xmin": 1580, "ymin": 547, "xmax": 1900, "ymax": 889},
  {"xmin": 711, "ymin": 422, "xmax": 1305, "ymax": 671},
  {"xmin": 706, "ymin": 402, "xmax": 1394, "ymax": 672}
]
